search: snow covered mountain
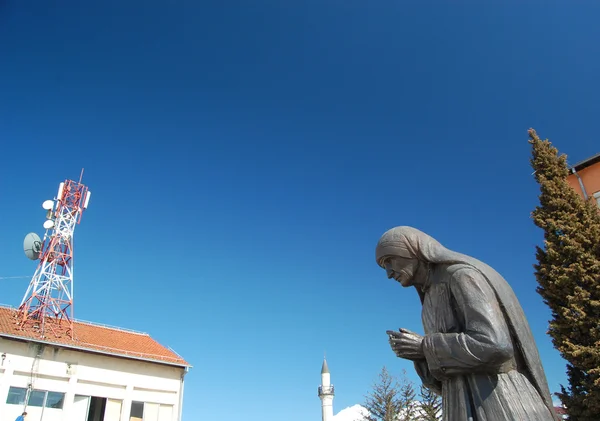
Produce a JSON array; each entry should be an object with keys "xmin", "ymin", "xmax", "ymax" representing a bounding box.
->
[
  {"xmin": 332, "ymin": 404, "xmax": 369, "ymax": 421},
  {"xmin": 332, "ymin": 401, "xmax": 442, "ymax": 421}
]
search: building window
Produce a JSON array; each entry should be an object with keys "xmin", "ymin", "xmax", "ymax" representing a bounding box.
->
[
  {"xmin": 46, "ymin": 391, "xmax": 65, "ymax": 409},
  {"xmin": 5, "ymin": 387, "xmax": 65, "ymax": 410},
  {"xmin": 130, "ymin": 401, "xmax": 144, "ymax": 420},
  {"xmin": 28, "ymin": 390, "xmax": 46, "ymax": 407},
  {"xmin": 6, "ymin": 387, "xmax": 27, "ymax": 405}
]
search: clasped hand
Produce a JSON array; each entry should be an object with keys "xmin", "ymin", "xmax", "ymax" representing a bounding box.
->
[{"xmin": 386, "ymin": 328, "xmax": 425, "ymax": 361}]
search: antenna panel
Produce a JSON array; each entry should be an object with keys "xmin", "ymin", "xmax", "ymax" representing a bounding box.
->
[{"xmin": 57, "ymin": 182, "xmax": 65, "ymax": 200}]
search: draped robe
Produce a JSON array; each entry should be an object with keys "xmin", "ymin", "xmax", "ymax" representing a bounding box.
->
[{"xmin": 414, "ymin": 264, "xmax": 555, "ymax": 420}]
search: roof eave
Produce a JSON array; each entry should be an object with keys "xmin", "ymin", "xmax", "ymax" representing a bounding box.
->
[
  {"xmin": 0, "ymin": 333, "xmax": 192, "ymax": 369},
  {"xmin": 571, "ymin": 153, "xmax": 600, "ymax": 172}
]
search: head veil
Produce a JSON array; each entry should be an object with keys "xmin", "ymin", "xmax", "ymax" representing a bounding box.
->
[{"xmin": 376, "ymin": 226, "xmax": 557, "ymax": 419}]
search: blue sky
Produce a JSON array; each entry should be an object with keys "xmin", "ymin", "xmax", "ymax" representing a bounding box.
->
[{"xmin": 1, "ymin": 1, "xmax": 599, "ymax": 420}]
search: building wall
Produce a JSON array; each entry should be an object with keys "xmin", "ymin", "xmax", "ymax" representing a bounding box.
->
[
  {"xmin": 567, "ymin": 162, "xmax": 600, "ymax": 204},
  {"xmin": 0, "ymin": 338, "xmax": 186, "ymax": 421}
]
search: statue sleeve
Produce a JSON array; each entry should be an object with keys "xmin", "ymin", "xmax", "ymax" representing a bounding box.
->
[{"xmin": 421, "ymin": 267, "xmax": 514, "ymax": 380}]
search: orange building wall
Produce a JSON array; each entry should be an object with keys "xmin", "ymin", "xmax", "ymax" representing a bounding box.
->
[{"xmin": 567, "ymin": 161, "xmax": 600, "ymax": 200}]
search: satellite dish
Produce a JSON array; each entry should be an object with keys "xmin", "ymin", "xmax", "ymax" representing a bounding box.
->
[
  {"xmin": 42, "ymin": 200, "xmax": 54, "ymax": 210},
  {"xmin": 43, "ymin": 220, "xmax": 55, "ymax": 230},
  {"xmin": 23, "ymin": 233, "xmax": 43, "ymax": 260}
]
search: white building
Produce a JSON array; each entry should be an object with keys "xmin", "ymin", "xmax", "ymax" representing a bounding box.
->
[{"xmin": 0, "ymin": 305, "xmax": 190, "ymax": 421}]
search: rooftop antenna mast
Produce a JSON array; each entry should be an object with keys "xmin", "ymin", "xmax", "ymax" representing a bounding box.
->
[{"xmin": 18, "ymin": 172, "xmax": 91, "ymax": 339}]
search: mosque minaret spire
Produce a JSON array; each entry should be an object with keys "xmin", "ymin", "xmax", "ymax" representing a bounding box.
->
[{"xmin": 318, "ymin": 356, "xmax": 334, "ymax": 421}]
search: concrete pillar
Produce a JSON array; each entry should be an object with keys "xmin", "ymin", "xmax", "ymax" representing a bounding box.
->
[
  {"xmin": 120, "ymin": 384, "xmax": 134, "ymax": 421},
  {"xmin": 0, "ymin": 361, "xmax": 15, "ymax": 417},
  {"xmin": 62, "ymin": 369, "xmax": 78, "ymax": 418}
]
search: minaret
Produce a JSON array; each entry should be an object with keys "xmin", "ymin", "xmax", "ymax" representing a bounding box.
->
[{"xmin": 318, "ymin": 358, "xmax": 334, "ymax": 421}]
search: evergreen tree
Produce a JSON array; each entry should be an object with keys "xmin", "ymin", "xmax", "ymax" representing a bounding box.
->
[
  {"xmin": 528, "ymin": 128, "xmax": 600, "ymax": 420},
  {"xmin": 417, "ymin": 385, "xmax": 442, "ymax": 421},
  {"xmin": 397, "ymin": 372, "xmax": 418, "ymax": 421},
  {"xmin": 361, "ymin": 367, "xmax": 417, "ymax": 421}
]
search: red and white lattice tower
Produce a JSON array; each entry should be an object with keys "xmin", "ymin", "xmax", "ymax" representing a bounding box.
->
[{"xmin": 17, "ymin": 173, "xmax": 91, "ymax": 339}]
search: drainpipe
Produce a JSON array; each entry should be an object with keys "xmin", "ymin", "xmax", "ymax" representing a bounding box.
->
[
  {"xmin": 572, "ymin": 168, "xmax": 589, "ymax": 200},
  {"xmin": 178, "ymin": 367, "xmax": 188, "ymax": 421}
]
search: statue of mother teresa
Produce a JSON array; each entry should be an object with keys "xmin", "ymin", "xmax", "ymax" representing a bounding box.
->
[{"xmin": 376, "ymin": 226, "xmax": 559, "ymax": 420}]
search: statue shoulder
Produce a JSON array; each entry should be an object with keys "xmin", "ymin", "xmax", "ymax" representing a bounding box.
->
[{"xmin": 445, "ymin": 263, "xmax": 481, "ymax": 280}]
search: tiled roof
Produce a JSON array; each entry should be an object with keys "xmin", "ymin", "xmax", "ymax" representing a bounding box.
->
[
  {"xmin": 554, "ymin": 406, "xmax": 567, "ymax": 415},
  {"xmin": 0, "ymin": 306, "xmax": 189, "ymax": 367}
]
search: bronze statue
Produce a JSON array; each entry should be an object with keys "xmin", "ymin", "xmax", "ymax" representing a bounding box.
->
[{"xmin": 376, "ymin": 226, "xmax": 559, "ymax": 420}]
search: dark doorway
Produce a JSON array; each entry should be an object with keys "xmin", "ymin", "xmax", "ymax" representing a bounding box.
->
[{"xmin": 87, "ymin": 396, "xmax": 107, "ymax": 421}]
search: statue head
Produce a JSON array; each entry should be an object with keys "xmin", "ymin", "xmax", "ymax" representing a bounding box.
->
[{"xmin": 375, "ymin": 226, "xmax": 445, "ymax": 287}]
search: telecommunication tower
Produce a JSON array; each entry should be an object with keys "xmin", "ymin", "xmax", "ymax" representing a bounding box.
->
[{"xmin": 18, "ymin": 172, "xmax": 91, "ymax": 339}]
